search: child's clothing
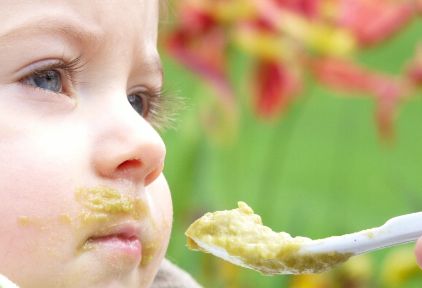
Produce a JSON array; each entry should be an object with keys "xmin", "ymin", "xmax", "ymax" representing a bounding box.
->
[{"xmin": 152, "ymin": 259, "xmax": 202, "ymax": 288}]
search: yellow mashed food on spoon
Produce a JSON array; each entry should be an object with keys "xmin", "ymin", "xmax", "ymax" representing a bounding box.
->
[{"xmin": 185, "ymin": 202, "xmax": 352, "ymax": 275}]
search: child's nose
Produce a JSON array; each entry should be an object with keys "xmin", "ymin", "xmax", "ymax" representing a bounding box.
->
[{"xmin": 92, "ymin": 112, "xmax": 166, "ymax": 187}]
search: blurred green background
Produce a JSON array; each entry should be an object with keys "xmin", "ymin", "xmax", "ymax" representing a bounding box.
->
[{"xmin": 159, "ymin": 12, "xmax": 422, "ymax": 288}]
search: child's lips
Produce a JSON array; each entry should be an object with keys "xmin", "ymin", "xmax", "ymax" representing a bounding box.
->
[
  {"xmin": 90, "ymin": 222, "xmax": 141, "ymax": 239},
  {"xmin": 84, "ymin": 222, "xmax": 143, "ymax": 261}
]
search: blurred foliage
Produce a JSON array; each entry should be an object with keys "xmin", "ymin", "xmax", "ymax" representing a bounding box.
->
[
  {"xmin": 159, "ymin": 1, "xmax": 422, "ymax": 287},
  {"xmin": 163, "ymin": 0, "xmax": 422, "ymax": 140}
]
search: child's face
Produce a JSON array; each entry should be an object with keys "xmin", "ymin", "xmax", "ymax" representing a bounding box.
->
[{"xmin": 0, "ymin": 1, "xmax": 172, "ymax": 287}]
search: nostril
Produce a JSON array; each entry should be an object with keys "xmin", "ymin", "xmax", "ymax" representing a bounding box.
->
[
  {"xmin": 117, "ymin": 159, "xmax": 142, "ymax": 172},
  {"xmin": 116, "ymin": 159, "xmax": 162, "ymax": 184},
  {"xmin": 144, "ymin": 165, "xmax": 163, "ymax": 186}
]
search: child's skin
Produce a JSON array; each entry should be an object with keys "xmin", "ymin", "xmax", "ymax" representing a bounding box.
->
[
  {"xmin": 415, "ymin": 238, "xmax": 422, "ymax": 269},
  {"xmin": 1, "ymin": 0, "xmax": 420, "ymax": 287},
  {"xmin": 0, "ymin": 1, "xmax": 172, "ymax": 287}
]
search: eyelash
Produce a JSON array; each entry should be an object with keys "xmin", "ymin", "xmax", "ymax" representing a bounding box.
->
[
  {"xmin": 19, "ymin": 57, "xmax": 84, "ymax": 96},
  {"xmin": 19, "ymin": 58, "xmax": 182, "ymax": 130},
  {"xmin": 138, "ymin": 87, "xmax": 183, "ymax": 130}
]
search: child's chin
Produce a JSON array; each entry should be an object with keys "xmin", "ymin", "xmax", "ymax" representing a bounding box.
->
[{"xmin": 70, "ymin": 249, "xmax": 145, "ymax": 287}]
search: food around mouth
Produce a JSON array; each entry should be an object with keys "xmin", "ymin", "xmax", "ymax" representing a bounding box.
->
[
  {"xmin": 75, "ymin": 186, "xmax": 148, "ymax": 223},
  {"xmin": 75, "ymin": 187, "xmax": 165, "ymax": 268},
  {"xmin": 185, "ymin": 202, "xmax": 352, "ymax": 275}
]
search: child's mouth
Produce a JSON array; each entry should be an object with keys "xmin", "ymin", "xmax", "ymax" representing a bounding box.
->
[
  {"xmin": 83, "ymin": 223, "xmax": 143, "ymax": 263},
  {"xmin": 86, "ymin": 234, "xmax": 142, "ymax": 255},
  {"xmin": 74, "ymin": 186, "xmax": 159, "ymax": 266}
]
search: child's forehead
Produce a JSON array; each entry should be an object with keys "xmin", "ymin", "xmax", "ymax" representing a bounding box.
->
[
  {"xmin": 0, "ymin": 0, "xmax": 160, "ymax": 69},
  {"xmin": 0, "ymin": 1, "xmax": 158, "ymax": 44}
]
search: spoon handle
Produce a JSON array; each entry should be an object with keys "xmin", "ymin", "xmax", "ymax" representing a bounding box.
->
[{"xmin": 302, "ymin": 212, "xmax": 422, "ymax": 255}]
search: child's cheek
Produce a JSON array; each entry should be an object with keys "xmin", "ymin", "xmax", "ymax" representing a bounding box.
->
[
  {"xmin": 0, "ymin": 191, "xmax": 78, "ymax": 282},
  {"xmin": 0, "ymin": 124, "xmax": 88, "ymax": 263},
  {"xmin": 137, "ymin": 174, "xmax": 173, "ymax": 286}
]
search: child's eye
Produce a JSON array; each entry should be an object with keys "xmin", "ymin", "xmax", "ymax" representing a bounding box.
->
[
  {"xmin": 19, "ymin": 57, "xmax": 84, "ymax": 97},
  {"xmin": 127, "ymin": 88, "xmax": 181, "ymax": 131},
  {"xmin": 128, "ymin": 92, "xmax": 149, "ymax": 117},
  {"xmin": 22, "ymin": 70, "xmax": 62, "ymax": 93}
]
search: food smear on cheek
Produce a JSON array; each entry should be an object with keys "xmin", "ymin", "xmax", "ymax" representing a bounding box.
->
[
  {"xmin": 138, "ymin": 221, "xmax": 169, "ymax": 268},
  {"xmin": 17, "ymin": 214, "xmax": 73, "ymax": 258},
  {"xmin": 17, "ymin": 216, "xmax": 54, "ymax": 231},
  {"xmin": 140, "ymin": 242, "xmax": 156, "ymax": 267},
  {"xmin": 18, "ymin": 215, "xmax": 37, "ymax": 226},
  {"xmin": 58, "ymin": 213, "xmax": 74, "ymax": 225},
  {"xmin": 75, "ymin": 186, "xmax": 147, "ymax": 224},
  {"xmin": 18, "ymin": 208, "xmax": 74, "ymax": 227},
  {"xmin": 138, "ymin": 192, "xmax": 164, "ymax": 267}
]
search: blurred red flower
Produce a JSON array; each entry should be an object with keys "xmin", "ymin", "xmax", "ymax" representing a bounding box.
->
[{"xmin": 164, "ymin": 0, "xmax": 420, "ymax": 139}]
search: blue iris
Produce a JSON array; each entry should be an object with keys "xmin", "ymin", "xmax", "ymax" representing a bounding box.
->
[
  {"xmin": 128, "ymin": 94, "xmax": 146, "ymax": 116},
  {"xmin": 26, "ymin": 70, "xmax": 62, "ymax": 92}
]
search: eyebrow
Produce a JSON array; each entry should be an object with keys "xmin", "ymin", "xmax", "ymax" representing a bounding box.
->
[
  {"xmin": 1, "ymin": 16, "xmax": 164, "ymax": 85},
  {"xmin": 0, "ymin": 17, "xmax": 104, "ymax": 49}
]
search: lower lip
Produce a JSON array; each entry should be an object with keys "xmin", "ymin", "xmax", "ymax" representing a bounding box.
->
[{"xmin": 86, "ymin": 235, "xmax": 142, "ymax": 260}]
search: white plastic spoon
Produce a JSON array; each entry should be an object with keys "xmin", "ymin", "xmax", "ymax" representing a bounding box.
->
[
  {"xmin": 300, "ymin": 211, "xmax": 422, "ymax": 255},
  {"xmin": 186, "ymin": 202, "xmax": 422, "ymax": 275}
]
